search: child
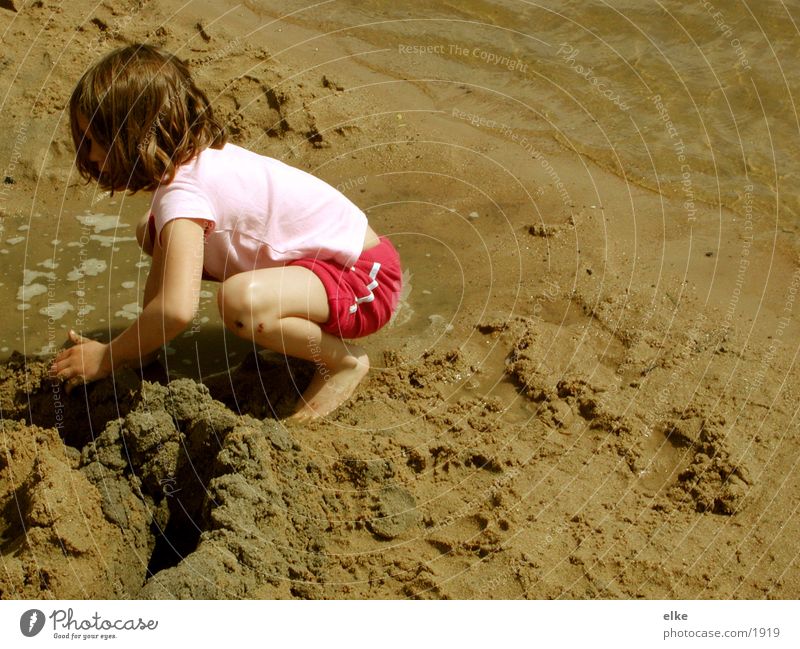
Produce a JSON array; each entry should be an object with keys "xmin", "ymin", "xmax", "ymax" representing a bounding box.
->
[{"xmin": 51, "ymin": 43, "xmax": 402, "ymax": 421}]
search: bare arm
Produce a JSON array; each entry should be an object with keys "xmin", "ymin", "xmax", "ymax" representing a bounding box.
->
[
  {"xmin": 52, "ymin": 218, "xmax": 206, "ymax": 389},
  {"xmin": 135, "ymin": 231, "xmax": 164, "ymax": 366},
  {"xmin": 109, "ymin": 218, "xmax": 205, "ymax": 365}
]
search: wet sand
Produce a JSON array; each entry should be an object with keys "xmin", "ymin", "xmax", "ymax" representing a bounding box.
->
[{"xmin": 1, "ymin": 1, "xmax": 798, "ymax": 598}]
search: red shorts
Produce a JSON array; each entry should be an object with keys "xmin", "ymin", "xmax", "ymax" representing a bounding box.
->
[
  {"xmin": 288, "ymin": 237, "xmax": 403, "ymax": 339},
  {"xmin": 151, "ymin": 215, "xmax": 401, "ymax": 338}
]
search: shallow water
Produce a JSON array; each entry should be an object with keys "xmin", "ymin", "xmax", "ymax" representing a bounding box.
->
[
  {"xmin": 268, "ymin": 0, "xmax": 797, "ymax": 225},
  {"xmin": 1, "ymin": 0, "xmax": 795, "ymax": 373}
]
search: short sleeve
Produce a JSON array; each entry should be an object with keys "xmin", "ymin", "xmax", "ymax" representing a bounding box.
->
[{"xmin": 150, "ymin": 178, "xmax": 216, "ymax": 245}]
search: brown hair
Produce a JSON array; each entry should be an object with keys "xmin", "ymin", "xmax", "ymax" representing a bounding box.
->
[{"xmin": 69, "ymin": 43, "xmax": 226, "ymax": 193}]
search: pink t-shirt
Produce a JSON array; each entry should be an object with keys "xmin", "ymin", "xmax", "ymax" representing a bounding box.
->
[{"xmin": 149, "ymin": 143, "xmax": 368, "ymax": 280}]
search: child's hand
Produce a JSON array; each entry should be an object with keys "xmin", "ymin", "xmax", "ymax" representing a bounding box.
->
[{"xmin": 50, "ymin": 330, "xmax": 113, "ymax": 394}]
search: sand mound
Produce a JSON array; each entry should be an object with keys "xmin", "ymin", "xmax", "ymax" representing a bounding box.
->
[
  {"xmin": 0, "ymin": 417, "xmax": 150, "ymax": 598},
  {"xmin": 0, "ymin": 354, "xmax": 331, "ymax": 598}
]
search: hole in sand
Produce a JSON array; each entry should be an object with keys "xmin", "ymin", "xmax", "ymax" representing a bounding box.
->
[{"xmin": 636, "ymin": 423, "xmax": 690, "ymax": 495}]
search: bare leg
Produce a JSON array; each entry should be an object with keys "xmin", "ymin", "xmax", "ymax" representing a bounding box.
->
[{"xmin": 217, "ymin": 266, "xmax": 369, "ymax": 420}]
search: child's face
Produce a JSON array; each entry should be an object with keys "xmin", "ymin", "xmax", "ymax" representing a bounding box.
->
[{"xmin": 76, "ymin": 112, "xmax": 107, "ymax": 167}]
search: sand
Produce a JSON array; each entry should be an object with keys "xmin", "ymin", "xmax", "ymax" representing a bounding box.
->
[{"xmin": 1, "ymin": 1, "xmax": 799, "ymax": 599}]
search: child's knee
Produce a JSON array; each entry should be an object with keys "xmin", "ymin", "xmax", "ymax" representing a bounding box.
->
[{"xmin": 217, "ymin": 274, "xmax": 279, "ymax": 337}]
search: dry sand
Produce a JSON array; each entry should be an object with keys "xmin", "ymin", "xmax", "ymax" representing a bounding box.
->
[{"xmin": 1, "ymin": 1, "xmax": 799, "ymax": 598}]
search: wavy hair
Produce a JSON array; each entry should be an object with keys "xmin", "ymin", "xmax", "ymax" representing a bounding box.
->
[{"xmin": 69, "ymin": 43, "xmax": 226, "ymax": 193}]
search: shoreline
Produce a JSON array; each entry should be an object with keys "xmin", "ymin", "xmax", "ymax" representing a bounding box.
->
[{"xmin": 0, "ymin": 0, "xmax": 798, "ymax": 599}]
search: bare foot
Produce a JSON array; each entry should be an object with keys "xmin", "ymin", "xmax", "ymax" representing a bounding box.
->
[{"xmin": 290, "ymin": 348, "xmax": 370, "ymax": 421}]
